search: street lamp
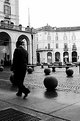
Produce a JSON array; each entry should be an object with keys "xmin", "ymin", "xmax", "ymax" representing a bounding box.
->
[{"xmin": 31, "ymin": 27, "xmax": 33, "ymax": 65}]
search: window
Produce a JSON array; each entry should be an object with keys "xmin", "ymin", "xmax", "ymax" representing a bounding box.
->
[
  {"xmin": 64, "ymin": 43, "xmax": 68, "ymax": 49},
  {"xmin": 72, "ymin": 33, "xmax": 76, "ymax": 41},
  {"xmin": 56, "ymin": 43, "xmax": 58, "ymax": 49},
  {"xmin": 63, "ymin": 33, "xmax": 67, "ymax": 40},
  {"xmin": 64, "ymin": 43, "xmax": 68, "ymax": 51},
  {"xmin": 4, "ymin": 5, "xmax": 11, "ymax": 17},
  {"xmin": 37, "ymin": 44, "xmax": 38, "ymax": 49},
  {"xmin": 55, "ymin": 33, "xmax": 58, "ymax": 41},
  {"xmin": 72, "ymin": 43, "xmax": 77, "ymax": 51},
  {"xmin": 47, "ymin": 36, "xmax": 51, "ymax": 40},
  {"xmin": 48, "ymin": 43, "xmax": 50, "ymax": 49},
  {"xmin": 45, "ymin": 46, "xmax": 47, "ymax": 49},
  {"xmin": 48, "ymin": 32, "xmax": 50, "ymax": 35}
]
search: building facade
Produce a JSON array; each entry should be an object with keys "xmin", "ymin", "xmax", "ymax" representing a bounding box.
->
[
  {"xmin": 1, "ymin": 0, "xmax": 80, "ymax": 66},
  {"xmin": 0, "ymin": 26, "xmax": 37, "ymax": 65},
  {"xmin": 0, "ymin": 0, "xmax": 37, "ymax": 66},
  {"xmin": 0, "ymin": 0, "xmax": 19, "ymax": 26},
  {"xmin": 36, "ymin": 25, "xmax": 80, "ymax": 64}
]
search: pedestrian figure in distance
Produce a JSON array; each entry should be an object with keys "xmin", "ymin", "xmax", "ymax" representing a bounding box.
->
[{"xmin": 12, "ymin": 40, "xmax": 30, "ymax": 99}]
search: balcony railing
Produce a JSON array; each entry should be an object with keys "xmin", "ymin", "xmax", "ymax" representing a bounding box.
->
[
  {"xmin": 0, "ymin": 21, "xmax": 36, "ymax": 33},
  {"xmin": 36, "ymin": 48, "xmax": 53, "ymax": 52}
]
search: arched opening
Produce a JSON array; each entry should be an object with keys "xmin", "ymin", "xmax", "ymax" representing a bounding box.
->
[
  {"xmin": 17, "ymin": 35, "xmax": 29, "ymax": 49},
  {"xmin": 17, "ymin": 35, "xmax": 30, "ymax": 64},
  {"xmin": 36, "ymin": 52, "xmax": 40, "ymax": 64},
  {"xmin": 63, "ymin": 52, "xmax": 69, "ymax": 63},
  {"xmin": 55, "ymin": 52, "xmax": 60, "ymax": 62},
  {"xmin": 0, "ymin": 32, "xmax": 11, "ymax": 66},
  {"xmin": 72, "ymin": 51, "xmax": 77, "ymax": 62},
  {"xmin": 47, "ymin": 52, "xmax": 52, "ymax": 64}
]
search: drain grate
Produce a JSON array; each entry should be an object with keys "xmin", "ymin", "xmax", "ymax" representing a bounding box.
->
[{"xmin": 0, "ymin": 108, "xmax": 41, "ymax": 121}]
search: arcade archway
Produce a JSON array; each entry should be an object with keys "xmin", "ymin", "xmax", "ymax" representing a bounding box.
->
[
  {"xmin": 36, "ymin": 52, "xmax": 40, "ymax": 64},
  {"xmin": 63, "ymin": 52, "xmax": 69, "ymax": 63},
  {"xmin": 72, "ymin": 51, "xmax": 77, "ymax": 62},
  {"xmin": 47, "ymin": 52, "xmax": 52, "ymax": 63},
  {"xmin": 55, "ymin": 52, "xmax": 60, "ymax": 62},
  {"xmin": 17, "ymin": 35, "xmax": 30, "ymax": 64},
  {"xmin": 0, "ymin": 32, "xmax": 11, "ymax": 66}
]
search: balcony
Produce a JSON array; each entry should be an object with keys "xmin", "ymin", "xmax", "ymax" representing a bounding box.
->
[
  {"xmin": 0, "ymin": 21, "xmax": 36, "ymax": 33},
  {"xmin": 36, "ymin": 48, "xmax": 53, "ymax": 52}
]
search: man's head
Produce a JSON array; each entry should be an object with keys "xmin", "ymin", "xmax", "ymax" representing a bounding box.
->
[{"xmin": 16, "ymin": 40, "xmax": 25, "ymax": 48}]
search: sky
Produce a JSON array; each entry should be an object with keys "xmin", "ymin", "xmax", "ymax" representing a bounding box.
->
[{"xmin": 19, "ymin": 0, "xmax": 80, "ymax": 28}]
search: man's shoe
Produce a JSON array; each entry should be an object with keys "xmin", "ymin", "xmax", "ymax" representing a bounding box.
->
[
  {"xmin": 23, "ymin": 93, "xmax": 28, "ymax": 99},
  {"xmin": 16, "ymin": 92, "xmax": 22, "ymax": 97},
  {"xmin": 23, "ymin": 90, "xmax": 30, "ymax": 99}
]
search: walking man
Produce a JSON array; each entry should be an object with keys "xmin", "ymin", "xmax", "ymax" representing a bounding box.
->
[{"xmin": 12, "ymin": 40, "xmax": 30, "ymax": 99}]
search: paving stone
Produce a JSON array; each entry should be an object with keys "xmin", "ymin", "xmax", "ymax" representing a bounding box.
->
[
  {"xmin": 40, "ymin": 116, "xmax": 70, "ymax": 121},
  {"xmin": 0, "ymin": 66, "xmax": 80, "ymax": 121}
]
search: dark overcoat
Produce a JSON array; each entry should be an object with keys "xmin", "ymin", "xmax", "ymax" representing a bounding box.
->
[{"xmin": 12, "ymin": 46, "xmax": 28, "ymax": 84}]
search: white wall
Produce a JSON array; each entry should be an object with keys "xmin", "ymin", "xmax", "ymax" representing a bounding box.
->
[
  {"xmin": 36, "ymin": 29, "xmax": 80, "ymax": 63},
  {"xmin": 0, "ymin": 0, "xmax": 19, "ymax": 25}
]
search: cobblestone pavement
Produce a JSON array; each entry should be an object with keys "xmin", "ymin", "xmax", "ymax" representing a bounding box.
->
[
  {"xmin": 24, "ymin": 66, "xmax": 80, "ymax": 94},
  {"xmin": 0, "ymin": 66, "xmax": 80, "ymax": 94},
  {"xmin": 0, "ymin": 66, "xmax": 80, "ymax": 121}
]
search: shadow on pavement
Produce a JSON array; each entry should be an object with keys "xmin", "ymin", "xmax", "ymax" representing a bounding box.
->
[
  {"xmin": 44, "ymin": 89, "xmax": 58, "ymax": 99},
  {"xmin": 0, "ymin": 80, "xmax": 17, "ymax": 92}
]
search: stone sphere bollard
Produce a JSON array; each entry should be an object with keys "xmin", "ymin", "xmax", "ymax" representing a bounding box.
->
[
  {"xmin": 44, "ymin": 68, "xmax": 51, "ymax": 75},
  {"xmin": 43, "ymin": 76, "xmax": 58, "ymax": 91},
  {"xmin": 0, "ymin": 66, "xmax": 4, "ymax": 71},
  {"xmin": 27, "ymin": 67, "xmax": 33, "ymax": 74},
  {"xmin": 66, "ymin": 69, "xmax": 74, "ymax": 77}
]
